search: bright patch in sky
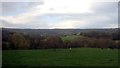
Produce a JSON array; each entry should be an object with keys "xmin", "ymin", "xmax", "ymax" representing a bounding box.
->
[{"xmin": 37, "ymin": 0, "xmax": 93, "ymax": 13}]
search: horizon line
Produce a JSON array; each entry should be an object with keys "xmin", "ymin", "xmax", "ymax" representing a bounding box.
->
[{"xmin": 1, "ymin": 27, "xmax": 119, "ymax": 30}]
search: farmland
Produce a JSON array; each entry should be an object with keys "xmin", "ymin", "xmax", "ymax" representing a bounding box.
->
[
  {"xmin": 62, "ymin": 35, "xmax": 82, "ymax": 41},
  {"xmin": 2, "ymin": 28, "xmax": 120, "ymax": 67},
  {"xmin": 2, "ymin": 48, "xmax": 118, "ymax": 66}
]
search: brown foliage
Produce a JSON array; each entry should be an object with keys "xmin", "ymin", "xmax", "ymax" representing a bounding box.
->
[{"xmin": 12, "ymin": 33, "xmax": 30, "ymax": 49}]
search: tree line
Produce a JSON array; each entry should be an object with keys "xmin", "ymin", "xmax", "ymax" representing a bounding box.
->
[{"xmin": 2, "ymin": 30, "xmax": 120, "ymax": 50}]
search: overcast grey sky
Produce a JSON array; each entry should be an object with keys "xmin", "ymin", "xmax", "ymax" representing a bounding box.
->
[{"xmin": 0, "ymin": 0, "xmax": 118, "ymax": 29}]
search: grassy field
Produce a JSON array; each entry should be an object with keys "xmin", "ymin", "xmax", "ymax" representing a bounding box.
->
[
  {"xmin": 0, "ymin": 51, "xmax": 2, "ymax": 67},
  {"xmin": 62, "ymin": 35, "xmax": 82, "ymax": 41},
  {"xmin": 2, "ymin": 48, "xmax": 118, "ymax": 66},
  {"xmin": 61, "ymin": 35, "xmax": 84, "ymax": 41}
]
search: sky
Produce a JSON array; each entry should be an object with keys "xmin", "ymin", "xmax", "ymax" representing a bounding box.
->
[{"xmin": 0, "ymin": 0, "xmax": 119, "ymax": 29}]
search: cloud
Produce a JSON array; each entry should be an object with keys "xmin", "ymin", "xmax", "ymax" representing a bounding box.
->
[
  {"xmin": 2, "ymin": 0, "xmax": 119, "ymax": 2},
  {"xmin": 1, "ymin": 1, "xmax": 118, "ymax": 29},
  {"xmin": 50, "ymin": 20, "xmax": 87, "ymax": 29},
  {"xmin": 1, "ymin": 2, "xmax": 44, "ymax": 24},
  {"xmin": 1, "ymin": 18, "xmax": 49, "ymax": 29},
  {"xmin": 2, "ymin": 2, "xmax": 43, "ymax": 15}
]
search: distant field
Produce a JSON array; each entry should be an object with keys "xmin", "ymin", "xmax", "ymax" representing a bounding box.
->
[
  {"xmin": 2, "ymin": 48, "xmax": 118, "ymax": 66},
  {"xmin": 62, "ymin": 35, "xmax": 82, "ymax": 41}
]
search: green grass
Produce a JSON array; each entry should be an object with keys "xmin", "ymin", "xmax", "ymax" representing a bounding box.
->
[
  {"xmin": 0, "ymin": 51, "xmax": 2, "ymax": 67},
  {"xmin": 2, "ymin": 48, "xmax": 118, "ymax": 66},
  {"xmin": 62, "ymin": 35, "xmax": 82, "ymax": 41}
]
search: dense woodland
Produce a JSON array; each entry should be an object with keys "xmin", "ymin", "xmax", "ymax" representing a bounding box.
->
[{"xmin": 2, "ymin": 28, "xmax": 120, "ymax": 50}]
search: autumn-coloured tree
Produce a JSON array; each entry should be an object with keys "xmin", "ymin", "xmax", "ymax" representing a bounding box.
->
[
  {"xmin": 45, "ymin": 36, "xmax": 63, "ymax": 49},
  {"xmin": 96, "ymin": 38, "xmax": 115, "ymax": 48},
  {"xmin": 12, "ymin": 33, "xmax": 30, "ymax": 49}
]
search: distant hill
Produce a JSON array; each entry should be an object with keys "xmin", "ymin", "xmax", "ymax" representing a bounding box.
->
[{"xmin": 2, "ymin": 28, "xmax": 119, "ymax": 37}]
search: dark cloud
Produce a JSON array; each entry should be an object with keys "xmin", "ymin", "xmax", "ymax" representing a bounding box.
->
[
  {"xmin": 1, "ymin": 19, "xmax": 20, "ymax": 28},
  {"xmin": 91, "ymin": 2, "xmax": 117, "ymax": 13},
  {"xmin": 1, "ymin": 18, "xmax": 49, "ymax": 29},
  {"xmin": 118, "ymin": 2, "xmax": 120, "ymax": 27},
  {"xmin": 2, "ymin": 2, "xmax": 43, "ymax": 16}
]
